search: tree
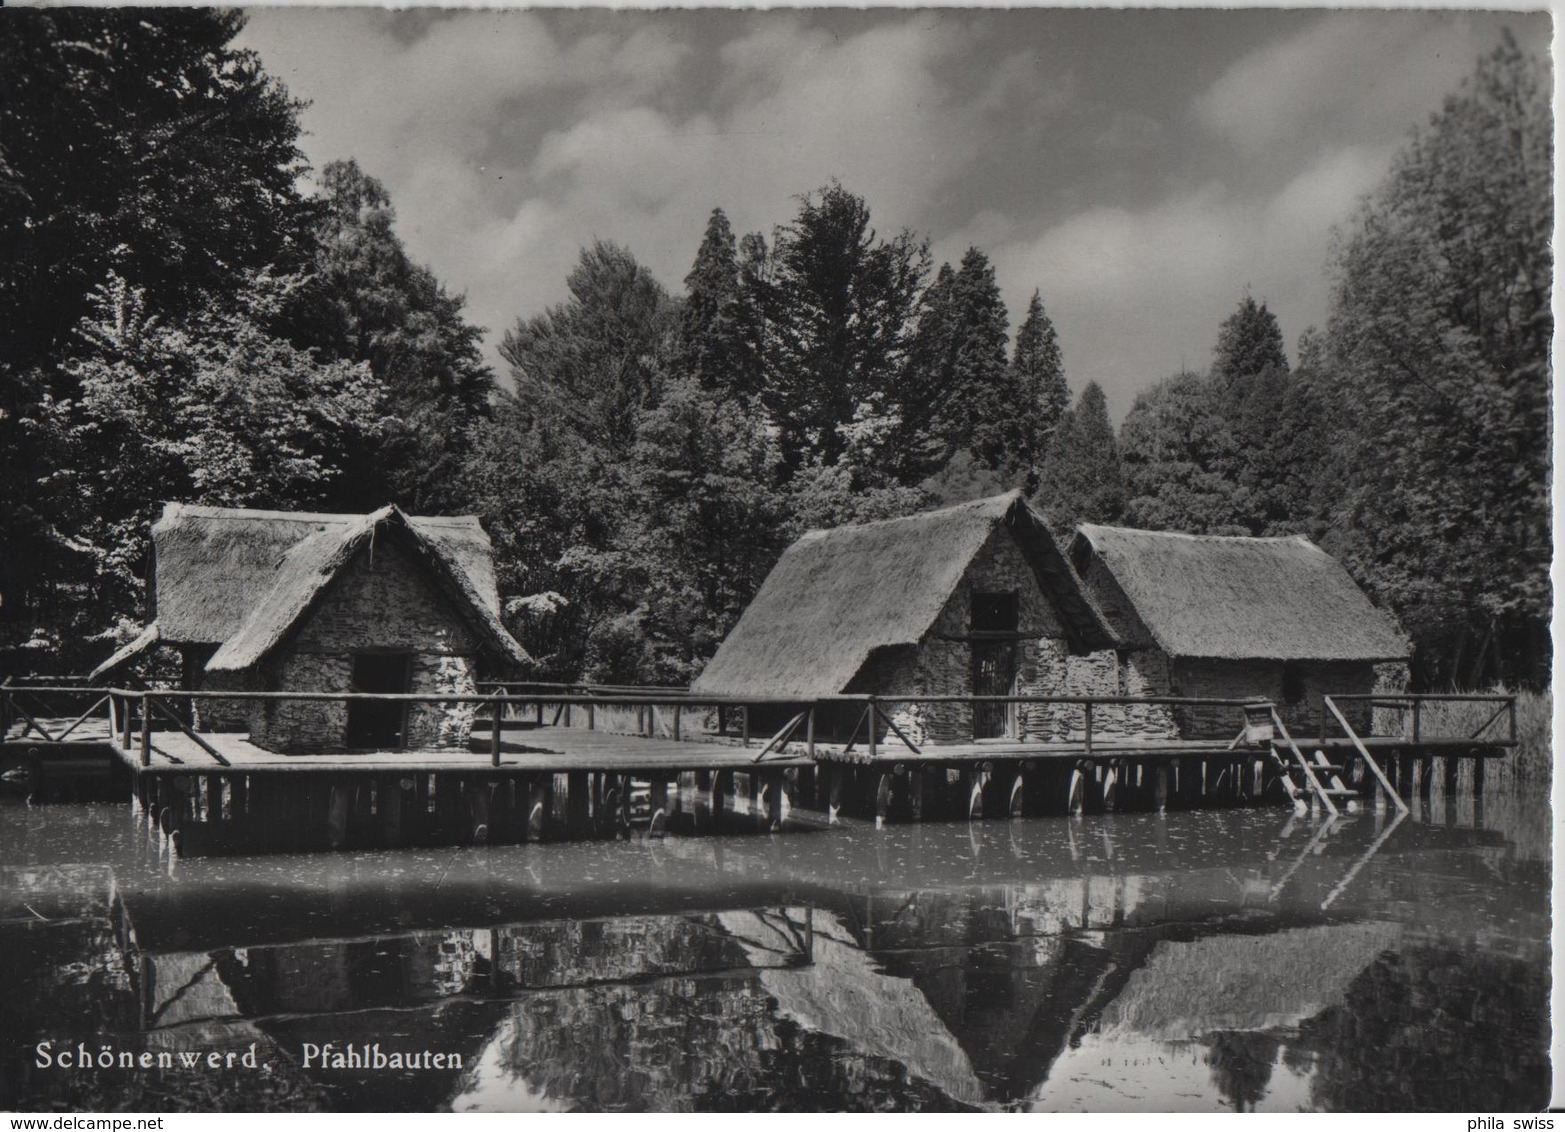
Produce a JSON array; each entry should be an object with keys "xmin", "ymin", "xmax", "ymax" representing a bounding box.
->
[
  {"xmin": 676, "ymin": 208, "xmax": 763, "ymax": 397},
  {"xmin": 1212, "ymin": 295, "xmax": 1289, "ymax": 384},
  {"xmin": 0, "ymin": 9, "xmax": 311, "ymax": 369},
  {"xmin": 619, "ymin": 379, "xmax": 786, "ymax": 682},
  {"xmin": 752, "ymin": 182, "xmax": 929, "ymax": 471},
  {"xmin": 1318, "ymin": 32, "xmax": 1551, "ymax": 687},
  {"xmin": 42, "ymin": 272, "xmax": 387, "ymax": 658},
  {"xmin": 284, "ymin": 160, "xmax": 495, "ymax": 512},
  {"xmin": 1119, "ymin": 370, "xmax": 1248, "ymax": 534},
  {"xmin": 1033, "ymin": 382, "xmax": 1126, "ymax": 534},
  {"xmin": 1120, "ymin": 296, "xmax": 1316, "ymax": 537},
  {"xmin": 1, "ymin": 9, "xmax": 314, "ymax": 662},
  {"xmin": 501, "ymin": 241, "xmax": 676, "ymax": 453},
  {"xmin": 1010, "ymin": 289, "xmax": 1070, "ymax": 490},
  {"xmin": 897, "ymin": 248, "xmax": 1015, "ymax": 481}
]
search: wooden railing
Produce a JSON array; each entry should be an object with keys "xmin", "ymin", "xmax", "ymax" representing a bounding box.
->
[{"xmin": 1323, "ymin": 693, "xmax": 1518, "ymax": 747}]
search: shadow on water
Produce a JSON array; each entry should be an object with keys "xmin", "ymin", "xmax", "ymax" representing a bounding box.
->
[{"xmin": 0, "ymin": 791, "xmax": 1549, "ymax": 1112}]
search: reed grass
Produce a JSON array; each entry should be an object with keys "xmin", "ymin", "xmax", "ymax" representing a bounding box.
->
[{"xmin": 1410, "ymin": 688, "xmax": 1551, "ymax": 786}]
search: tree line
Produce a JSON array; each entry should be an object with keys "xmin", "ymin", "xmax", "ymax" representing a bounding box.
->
[{"xmin": 0, "ymin": 12, "xmax": 1548, "ymax": 690}]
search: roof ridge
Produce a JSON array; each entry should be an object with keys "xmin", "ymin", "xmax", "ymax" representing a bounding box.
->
[
  {"xmin": 799, "ymin": 490, "xmax": 1021, "ymax": 540},
  {"xmin": 1080, "ymin": 523, "xmax": 1320, "ymax": 548},
  {"xmin": 158, "ymin": 502, "xmax": 480, "ymax": 526}
]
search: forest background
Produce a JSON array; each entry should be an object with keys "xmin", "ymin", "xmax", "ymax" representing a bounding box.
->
[{"xmin": 0, "ymin": 10, "xmax": 1550, "ymax": 692}]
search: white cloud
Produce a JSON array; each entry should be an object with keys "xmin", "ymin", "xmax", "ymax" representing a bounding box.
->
[
  {"xmin": 1193, "ymin": 13, "xmax": 1504, "ymax": 155},
  {"xmin": 986, "ymin": 144, "xmax": 1394, "ymax": 422}
]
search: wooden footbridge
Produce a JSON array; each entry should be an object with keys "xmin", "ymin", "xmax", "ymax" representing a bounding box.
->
[{"xmin": 1, "ymin": 679, "xmax": 1516, "ymax": 856}]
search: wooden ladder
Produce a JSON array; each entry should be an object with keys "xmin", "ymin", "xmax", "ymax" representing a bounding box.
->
[{"xmin": 1264, "ymin": 706, "xmax": 1360, "ymax": 817}]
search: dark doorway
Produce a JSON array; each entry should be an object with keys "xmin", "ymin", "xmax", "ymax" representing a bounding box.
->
[
  {"xmin": 346, "ymin": 653, "xmax": 411, "ymax": 749},
  {"xmin": 972, "ymin": 641, "xmax": 1016, "ymax": 739},
  {"xmin": 971, "ymin": 591, "xmax": 1019, "ymax": 739}
]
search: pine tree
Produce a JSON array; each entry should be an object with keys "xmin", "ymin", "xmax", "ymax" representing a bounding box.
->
[
  {"xmin": 1010, "ymin": 290, "xmax": 1069, "ymax": 490},
  {"xmin": 1033, "ymin": 382, "xmax": 1126, "ymax": 534},
  {"xmin": 1212, "ymin": 295, "xmax": 1289, "ymax": 383},
  {"xmin": 897, "ymin": 249, "xmax": 1012, "ymax": 482},
  {"xmin": 754, "ymin": 182, "xmax": 929, "ymax": 471},
  {"xmin": 677, "ymin": 208, "xmax": 764, "ymax": 397}
]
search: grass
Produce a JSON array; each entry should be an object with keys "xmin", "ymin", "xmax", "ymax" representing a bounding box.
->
[{"xmin": 1410, "ymin": 688, "xmax": 1551, "ymax": 786}]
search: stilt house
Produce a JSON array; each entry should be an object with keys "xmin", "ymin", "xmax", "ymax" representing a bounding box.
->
[
  {"xmin": 692, "ymin": 492, "xmax": 1171, "ymax": 743},
  {"xmin": 1068, "ymin": 525, "xmax": 1410, "ymax": 736},
  {"xmin": 694, "ymin": 492, "xmax": 1410, "ymax": 743},
  {"xmin": 91, "ymin": 503, "xmax": 529, "ymax": 753}
]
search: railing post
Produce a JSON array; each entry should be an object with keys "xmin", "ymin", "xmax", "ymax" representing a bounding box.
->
[
  {"xmin": 806, "ymin": 705, "xmax": 816, "ymax": 761},
  {"xmin": 139, "ymin": 692, "xmax": 152, "ymax": 768},
  {"xmin": 536, "ymin": 699, "xmax": 544, "ymax": 726},
  {"xmin": 1412, "ymin": 698, "xmax": 1420, "ymax": 745},
  {"xmin": 1084, "ymin": 702, "xmax": 1094, "ymax": 757},
  {"xmin": 741, "ymin": 706, "xmax": 750, "ymax": 748},
  {"xmin": 121, "ymin": 695, "xmax": 132, "ymax": 750},
  {"xmin": 868, "ymin": 696, "xmax": 878, "ymax": 761},
  {"xmin": 673, "ymin": 703, "xmax": 682, "ymax": 742},
  {"xmin": 1509, "ymin": 697, "xmax": 1517, "ymax": 745},
  {"xmin": 587, "ymin": 701, "xmax": 595, "ymax": 730},
  {"xmin": 490, "ymin": 695, "xmax": 502, "ymax": 767}
]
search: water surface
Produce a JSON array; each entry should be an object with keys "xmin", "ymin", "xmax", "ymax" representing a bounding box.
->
[{"xmin": 0, "ymin": 793, "xmax": 1549, "ymax": 1112}]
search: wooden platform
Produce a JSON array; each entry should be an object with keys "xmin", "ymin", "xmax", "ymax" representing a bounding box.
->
[
  {"xmin": 91, "ymin": 726, "xmax": 811, "ymax": 777},
  {"xmin": 4, "ymin": 715, "xmax": 1511, "ymax": 776}
]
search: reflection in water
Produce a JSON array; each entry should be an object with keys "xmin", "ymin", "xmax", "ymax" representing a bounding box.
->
[{"xmin": 0, "ymin": 800, "xmax": 1549, "ymax": 1112}]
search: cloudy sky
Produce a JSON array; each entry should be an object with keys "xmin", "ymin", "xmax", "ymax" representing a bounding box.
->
[{"xmin": 238, "ymin": 7, "xmax": 1549, "ymax": 420}]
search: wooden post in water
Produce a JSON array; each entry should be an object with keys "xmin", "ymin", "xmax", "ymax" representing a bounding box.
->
[
  {"xmin": 873, "ymin": 772, "xmax": 893, "ymax": 825},
  {"xmin": 648, "ymin": 778, "xmax": 669, "ymax": 837},
  {"xmin": 469, "ymin": 782, "xmax": 492, "ymax": 844},
  {"xmin": 712, "ymin": 769, "xmax": 732, "ymax": 829},
  {"xmin": 763, "ymin": 769, "xmax": 785, "ymax": 832},
  {"xmin": 567, "ymin": 771, "xmax": 590, "ymax": 836},
  {"xmin": 963, "ymin": 768, "xmax": 984, "ymax": 821},
  {"xmin": 526, "ymin": 776, "xmax": 549, "ymax": 841}
]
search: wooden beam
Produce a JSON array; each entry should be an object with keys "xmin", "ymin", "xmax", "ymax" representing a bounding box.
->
[
  {"xmin": 754, "ymin": 711, "xmax": 806, "ymax": 763},
  {"xmin": 873, "ymin": 705, "xmax": 921, "ymax": 755}
]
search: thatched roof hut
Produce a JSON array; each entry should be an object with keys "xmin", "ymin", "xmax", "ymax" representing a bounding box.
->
[
  {"xmin": 92, "ymin": 503, "xmax": 527, "ymax": 679},
  {"xmin": 1070, "ymin": 525, "xmax": 1409, "ymax": 662},
  {"xmin": 692, "ymin": 491, "xmax": 1115, "ymax": 700}
]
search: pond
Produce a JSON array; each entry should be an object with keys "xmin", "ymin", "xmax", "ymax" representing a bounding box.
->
[{"xmin": 0, "ymin": 790, "xmax": 1550, "ymax": 1112}]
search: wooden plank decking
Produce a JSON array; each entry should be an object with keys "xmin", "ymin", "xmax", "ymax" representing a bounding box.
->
[{"xmin": 87, "ymin": 726, "xmax": 813, "ymax": 776}]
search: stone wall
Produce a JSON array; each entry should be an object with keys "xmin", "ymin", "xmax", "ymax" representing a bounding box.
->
[
  {"xmin": 1013, "ymin": 642, "xmax": 1178, "ymax": 741},
  {"xmin": 1165, "ymin": 657, "xmax": 1387, "ymax": 740},
  {"xmin": 864, "ymin": 528, "xmax": 1181, "ymax": 744},
  {"xmin": 1169, "ymin": 658, "xmax": 1280, "ymax": 739},
  {"xmin": 238, "ymin": 537, "xmax": 484, "ymax": 753},
  {"xmin": 189, "ymin": 656, "xmax": 262, "ymax": 733}
]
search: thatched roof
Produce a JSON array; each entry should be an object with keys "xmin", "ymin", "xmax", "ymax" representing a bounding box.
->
[
  {"xmin": 1071, "ymin": 525, "xmax": 1410, "ymax": 662},
  {"xmin": 90, "ymin": 503, "xmax": 528, "ymax": 676},
  {"xmin": 87, "ymin": 623, "xmax": 161, "ymax": 680},
  {"xmin": 202, "ymin": 505, "xmax": 528, "ymax": 672},
  {"xmin": 1097, "ymin": 921, "xmax": 1403, "ymax": 1040},
  {"xmin": 693, "ymin": 491, "xmax": 1115, "ymax": 699}
]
